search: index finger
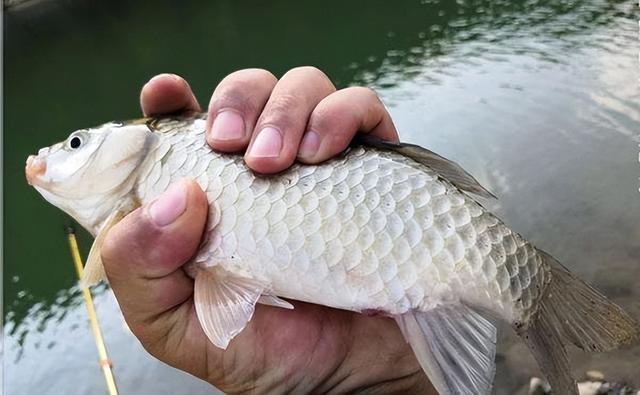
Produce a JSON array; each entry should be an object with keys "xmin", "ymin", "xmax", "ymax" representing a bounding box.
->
[{"xmin": 140, "ymin": 73, "xmax": 201, "ymax": 116}]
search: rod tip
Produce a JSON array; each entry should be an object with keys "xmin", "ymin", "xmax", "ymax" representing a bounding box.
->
[{"xmin": 65, "ymin": 225, "xmax": 76, "ymax": 235}]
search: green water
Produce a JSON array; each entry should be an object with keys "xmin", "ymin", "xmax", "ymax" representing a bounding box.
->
[{"xmin": 4, "ymin": 0, "xmax": 639, "ymax": 393}]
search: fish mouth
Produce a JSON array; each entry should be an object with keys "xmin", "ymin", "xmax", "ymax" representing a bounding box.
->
[{"xmin": 25, "ymin": 154, "xmax": 47, "ymax": 186}]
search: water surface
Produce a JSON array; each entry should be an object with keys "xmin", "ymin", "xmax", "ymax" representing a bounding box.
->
[{"xmin": 4, "ymin": 0, "xmax": 639, "ymax": 393}]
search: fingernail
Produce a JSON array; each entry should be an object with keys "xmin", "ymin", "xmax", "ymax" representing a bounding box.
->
[
  {"xmin": 210, "ymin": 111, "xmax": 245, "ymax": 141},
  {"xmin": 149, "ymin": 181, "xmax": 188, "ymax": 227},
  {"xmin": 298, "ymin": 131, "xmax": 320, "ymax": 159},
  {"xmin": 249, "ymin": 127, "xmax": 282, "ymax": 158}
]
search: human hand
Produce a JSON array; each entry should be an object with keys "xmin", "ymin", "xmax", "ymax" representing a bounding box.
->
[{"xmin": 102, "ymin": 68, "xmax": 434, "ymax": 394}]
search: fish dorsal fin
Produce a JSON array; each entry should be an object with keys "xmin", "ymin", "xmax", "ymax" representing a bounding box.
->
[
  {"xmin": 194, "ymin": 267, "xmax": 266, "ymax": 349},
  {"xmin": 354, "ymin": 135, "xmax": 496, "ymax": 199},
  {"xmin": 123, "ymin": 112, "xmax": 206, "ymax": 132},
  {"xmin": 79, "ymin": 209, "xmax": 127, "ymax": 287},
  {"xmin": 395, "ymin": 304, "xmax": 497, "ymax": 395}
]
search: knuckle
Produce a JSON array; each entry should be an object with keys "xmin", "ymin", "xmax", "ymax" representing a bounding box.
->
[
  {"xmin": 348, "ymin": 86, "xmax": 383, "ymax": 104},
  {"xmin": 284, "ymin": 66, "xmax": 333, "ymax": 87},
  {"xmin": 226, "ymin": 68, "xmax": 277, "ymax": 84},
  {"xmin": 307, "ymin": 107, "xmax": 355, "ymax": 152},
  {"xmin": 210, "ymin": 69, "xmax": 277, "ymax": 114},
  {"xmin": 210, "ymin": 88, "xmax": 256, "ymax": 115},
  {"xmin": 287, "ymin": 65, "xmax": 322, "ymax": 76},
  {"xmin": 100, "ymin": 211, "xmax": 159, "ymax": 267},
  {"xmin": 309, "ymin": 104, "xmax": 346, "ymax": 131},
  {"xmin": 220, "ymin": 69, "xmax": 277, "ymax": 85},
  {"xmin": 309, "ymin": 104, "xmax": 331, "ymax": 125},
  {"xmin": 260, "ymin": 93, "xmax": 299, "ymax": 126},
  {"xmin": 268, "ymin": 93, "xmax": 300, "ymax": 113}
]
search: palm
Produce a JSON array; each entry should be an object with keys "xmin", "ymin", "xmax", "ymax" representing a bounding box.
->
[{"xmin": 153, "ymin": 297, "xmax": 423, "ymax": 393}]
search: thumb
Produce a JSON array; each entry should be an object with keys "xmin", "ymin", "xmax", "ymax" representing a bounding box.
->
[{"xmin": 101, "ymin": 179, "xmax": 208, "ymax": 326}]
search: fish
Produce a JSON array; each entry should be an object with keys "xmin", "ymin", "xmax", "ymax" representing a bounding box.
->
[{"xmin": 25, "ymin": 113, "xmax": 638, "ymax": 395}]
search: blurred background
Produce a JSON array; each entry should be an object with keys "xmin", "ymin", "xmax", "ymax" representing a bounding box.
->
[{"xmin": 3, "ymin": 0, "xmax": 639, "ymax": 393}]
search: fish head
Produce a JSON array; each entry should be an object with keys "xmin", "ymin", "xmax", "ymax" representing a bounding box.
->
[{"xmin": 26, "ymin": 122, "xmax": 158, "ymax": 234}]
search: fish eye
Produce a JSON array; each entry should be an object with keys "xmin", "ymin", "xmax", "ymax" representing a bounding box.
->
[
  {"xmin": 66, "ymin": 133, "xmax": 84, "ymax": 150},
  {"xmin": 70, "ymin": 136, "xmax": 82, "ymax": 149}
]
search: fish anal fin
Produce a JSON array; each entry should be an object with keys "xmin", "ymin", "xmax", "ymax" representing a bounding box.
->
[
  {"xmin": 354, "ymin": 135, "xmax": 496, "ymax": 199},
  {"xmin": 395, "ymin": 304, "xmax": 497, "ymax": 395},
  {"xmin": 258, "ymin": 295, "xmax": 294, "ymax": 310},
  {"xmin": 194, "ymin": 268, "xmax": 265, "ymax": 349},
  {"xmin": 79, "ymin": 210, "xmax": 126, "ymax": 287}
]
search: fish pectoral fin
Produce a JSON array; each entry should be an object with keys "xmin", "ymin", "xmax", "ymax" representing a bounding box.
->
[
  {"xmin": 194, "ymin": 267, "xmax": 265, "ymax": 349},
  {"xmin": 395, "ymin": 304, "xmax": 497, "ymax": 395},
  {"xmin": 79, "ymin": 209, "xmax": 126, "ymax": 287},
  {"xmin": 80, "ymin": 242, "xmax": 107, "ymax": 287},
  {"xmin": 258, "ymin": 295, "xmax": 294, "ymax": 310}
]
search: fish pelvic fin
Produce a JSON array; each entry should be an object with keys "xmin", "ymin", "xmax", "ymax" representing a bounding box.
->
[
  {"xmin": 194, "ymin": 267, "xmax": 266, "ymax": 349},
  {"xmin": 258, "ymin": 294, "xmax": 294, "ymax": 310},
  {"xmin": 518, "ymin": 250, "xmax": 640, "ymax": 395},
  {"xmin": 79, "ymin": 209, "xmax": 126, "ymax": 287},
  {"xmin": 395, "ymin": 304, "xmax": 497, "ymax": 395}
]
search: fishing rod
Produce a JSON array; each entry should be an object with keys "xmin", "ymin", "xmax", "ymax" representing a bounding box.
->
[{"xmin": 66, "ymin": 226, "xmax": 119, "ymax": 395}]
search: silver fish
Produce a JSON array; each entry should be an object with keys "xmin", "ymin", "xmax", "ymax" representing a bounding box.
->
[{"xmin": 26, "ymin": 114, "xmax": 638, "ymax": 395}]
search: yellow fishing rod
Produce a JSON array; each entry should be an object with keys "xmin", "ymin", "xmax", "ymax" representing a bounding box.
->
[{"xmin": 66, "ymin": 226, "xmax": 119, "ymax": 395}]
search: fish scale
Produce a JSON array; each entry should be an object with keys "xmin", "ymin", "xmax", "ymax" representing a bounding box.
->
[{"xmin": 134, "ymin": 117, "xmax": 547, "ymax": 322}]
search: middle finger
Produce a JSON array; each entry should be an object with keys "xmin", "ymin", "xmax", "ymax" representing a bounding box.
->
[{"xmin": 245, "ymin": 66, "xmax": 336, "ymax": 174}]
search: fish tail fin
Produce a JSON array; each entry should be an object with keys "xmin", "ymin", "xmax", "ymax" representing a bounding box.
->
[{"xmin": 520, "ymin": 250, "xmax": 639, "ymax": 395}]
